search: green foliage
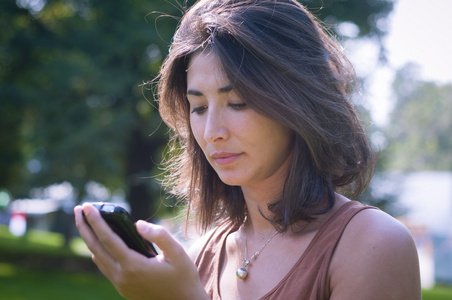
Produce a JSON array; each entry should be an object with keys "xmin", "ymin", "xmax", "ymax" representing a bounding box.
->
[
  {"xmin": 1, "ymin": 0, "xmax": 176, "ymax": 219},
  {"xmin": 302, "ymin": 0, "xmax": 393, "ymax": 37},
  {"xmin": 383, "ymin": 63, "xmax": 452, "ymax": 171}
]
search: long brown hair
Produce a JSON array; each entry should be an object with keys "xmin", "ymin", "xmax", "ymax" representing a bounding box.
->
[{"xmin": 157, "ymin": 0, "xmax": 375, "ymax": 232}]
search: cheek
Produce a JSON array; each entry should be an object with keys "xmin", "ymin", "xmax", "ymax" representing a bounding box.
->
[
  {"xmin": 190, "ymin": 116, "xmax": 205, "ymax": 147},
  {"xmin": 273, "ymin": 128, "xmax": 293, "ymax": 155},
  {"xmin": 255, "ymin": 119, "xmax": 293, "ymax": 159}
]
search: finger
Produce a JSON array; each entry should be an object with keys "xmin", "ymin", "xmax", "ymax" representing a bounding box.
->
[
  {"xmin": 79, "ymin": 204, "xmax": 124, "ymax": 266},
  {"xmin": 74, "ymin": 205, "xmax": 107, "ymax": 254},
  {"xmin": 81, "ymin": 203, "xmax": 140, "ymax": 263},
  {"xmin": 74, "ymin": 205, "xmax": 121, "ymax": 274},
  {"xmin": 136, "ymin": 221, "xmax": 188, "ymax": 263},
  {"xmin": 74, "ymin": 205, "xmax": 88, "ymax": 231}
]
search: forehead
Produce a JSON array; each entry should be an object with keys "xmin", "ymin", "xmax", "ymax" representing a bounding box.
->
[{"xmin": 186, "ymin": 51, "xmax": 230, "ymax": 89}]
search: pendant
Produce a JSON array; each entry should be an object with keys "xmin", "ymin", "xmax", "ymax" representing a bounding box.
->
[{"xmin": 236, "ymin": 267, "xmax": 248, "ymax": 279}]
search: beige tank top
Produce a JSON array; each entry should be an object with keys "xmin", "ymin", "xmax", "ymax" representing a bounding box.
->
[{"xmin": 195, "ymin": 201, "xmax": 376, "ymax": 300}]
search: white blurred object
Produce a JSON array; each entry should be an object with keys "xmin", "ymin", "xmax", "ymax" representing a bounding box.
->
[{"xmin": 9, "ymin": 211, "xmax": 27, "ymax": 236}]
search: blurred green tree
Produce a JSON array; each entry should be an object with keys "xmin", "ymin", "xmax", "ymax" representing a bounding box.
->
[
  {"xmin": 303, "ymin": 0, "xmax": 393, "ymax": 35},
  {"xmin": 0, "ymin": 0, "xmax": 179, "ymax": 221},
  {"xmin": 383, "ymin": 63, "xmax": 452, "ymax": 171},
  {"xmin": 0, "ymin": 0, "xmax": 394, "ymax": 223}
]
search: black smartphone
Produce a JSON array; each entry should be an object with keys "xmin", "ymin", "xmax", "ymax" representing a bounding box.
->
[{"xmin": 82, "ymin": 202, "xmax": 157, "ymax": 258}]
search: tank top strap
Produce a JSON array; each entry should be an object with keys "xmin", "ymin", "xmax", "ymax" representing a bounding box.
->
[
  {"xmin": 195, "ymin": 220, "xmax": 238, "ymax": 299},
  {"xmin": 263, "ymin": 200, "xmax": 377, "ymax": 300}
]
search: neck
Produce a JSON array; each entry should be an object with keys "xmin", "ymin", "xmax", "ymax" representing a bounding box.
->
[
  {"xmin": 240, "ymin": 188, "xmax": 280, "ymax": 236},
  {"xmin": 239, "ymin": 151, "xmax": 292, "ymax": 234}
]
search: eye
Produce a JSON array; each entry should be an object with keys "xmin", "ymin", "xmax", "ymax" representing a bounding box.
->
[
  {"xmin": 229, "ymin": 103, "xmax": 247, "ymax": 110},
  {"xmin": 191, "ymin": 106, "xmax": 207, "ymax": 114}
]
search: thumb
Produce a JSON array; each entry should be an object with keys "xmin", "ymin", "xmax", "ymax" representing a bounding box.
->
[{"xmin": 136, "ymin": 220, "xmax": 187, "ymax": 261}]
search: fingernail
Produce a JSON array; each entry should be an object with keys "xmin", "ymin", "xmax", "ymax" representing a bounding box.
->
[{"xmin": 136, "ymin": 220, "xmax": 149, "ymax": 234}]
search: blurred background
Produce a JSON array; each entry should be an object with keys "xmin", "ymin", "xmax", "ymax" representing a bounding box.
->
[{"xmin": 1, "ymin": 0, "xmax": 451, "ymax": 299}]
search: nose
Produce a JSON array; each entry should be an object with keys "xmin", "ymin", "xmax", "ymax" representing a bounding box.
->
[{"xmin": 204, "ymin": 107, "xmax": 228, "ymax": 144}]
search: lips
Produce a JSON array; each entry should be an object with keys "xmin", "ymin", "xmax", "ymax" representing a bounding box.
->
[{"xmin": 210, "ymin": 152, "xmax": 242, "ymax": 165}]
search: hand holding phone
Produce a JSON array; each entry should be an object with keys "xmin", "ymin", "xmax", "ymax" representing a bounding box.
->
[
  {"xmin": 76, "ymin": 202, "xmax": 210, "ymax": 300},
  {"xmin": 82, "ymin": 202, "xmax": 157, "ymax": 258}
]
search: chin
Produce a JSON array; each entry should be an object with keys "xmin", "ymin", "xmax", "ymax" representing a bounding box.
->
[
  {"xmin": 217, "ymin": 174, "xmax": 245, "ymax": 187},
  {"xmin": 219, "ymin": 179, "xmax": 241, "ymax": 186}
]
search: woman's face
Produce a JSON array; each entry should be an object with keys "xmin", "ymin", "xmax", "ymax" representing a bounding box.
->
[{"xmin": 186, "ymin": 51, "xmax": 293, "ymax": 190}]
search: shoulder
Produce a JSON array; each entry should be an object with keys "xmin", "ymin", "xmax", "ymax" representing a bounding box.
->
[
  {"xmin": 187, "ymin": 220, "xmax": 234, "ymax": 263},
  {"xmin": 187, "ymin": 227, "xmax": 216, "ymax": 262},
  {"xmin": 328, "ymin": 204, "xmax": 421, "ymax": 300}
]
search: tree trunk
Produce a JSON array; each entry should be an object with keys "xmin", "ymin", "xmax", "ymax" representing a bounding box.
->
[{"xmin": 126, "ymin": 127, "xmax": 155, "ymax": 222}]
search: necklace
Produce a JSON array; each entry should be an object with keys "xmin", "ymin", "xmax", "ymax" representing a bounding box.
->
[{"xmin": 236, "ymin": 229, "xmax": 279, "ymax": 280}]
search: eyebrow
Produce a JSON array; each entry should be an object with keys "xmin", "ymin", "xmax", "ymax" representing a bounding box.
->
[{"xmin": 187, "ymin": 85, "xmax": 233, "ymax": 96}]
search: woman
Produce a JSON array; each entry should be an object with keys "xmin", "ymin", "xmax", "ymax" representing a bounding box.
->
[{"xmin": 75, "ymin": 0, "xmax": 421, "ymax": 299}]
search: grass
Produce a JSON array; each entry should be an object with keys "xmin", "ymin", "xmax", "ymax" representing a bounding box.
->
[
  {"xmin": 423, "ymin": 285, "xmax": 452, "ymax": 300},
  {"xmin": 0, "ymin": 225, "xmax": 124, "ymax": 299},
  {"xmin": 0, "ymin": 262, "xmax": 125, "ymax": 300},
  {"xmin": 0, "ymin": 224, "xmax": 90, "ymax": 256},
  {"xmin": 1, "ymin": 225, "xmax": 452, "ymax": 299}
]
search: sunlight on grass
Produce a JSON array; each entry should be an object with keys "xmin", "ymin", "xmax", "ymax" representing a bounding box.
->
[
  {"xmin": 0, "ymin": 224, "xmax": 124, "ymax": 300},
  {"xmin": 0, "ymin": 224, "xmax": 91, "ymax": 257},
  {"xmin": 0, "ymin": 224, "xmax": 18, "ymax": 239},
  {"xmin": 0, "ymin": 263, "xmax": 18, "ymax": 277},
  {"xmin": 26, "ymin": 229, "xmax": 65, "ymax": 247},
  {"xmin": 423, "ymin": 285, "xmax": 452, "ymax": 300},
  {"xmin": 69, "ymin": 236, "xmax": 91, "ymax": 257}
]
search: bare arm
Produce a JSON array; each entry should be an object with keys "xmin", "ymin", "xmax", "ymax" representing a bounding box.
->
[
  {"xmin": 329, "ymin": 209, "xmax": 421, "ymax": 300},
  {"xmin": 74, "ymin": 203, "xmax": 210, "ymax": 300}
]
